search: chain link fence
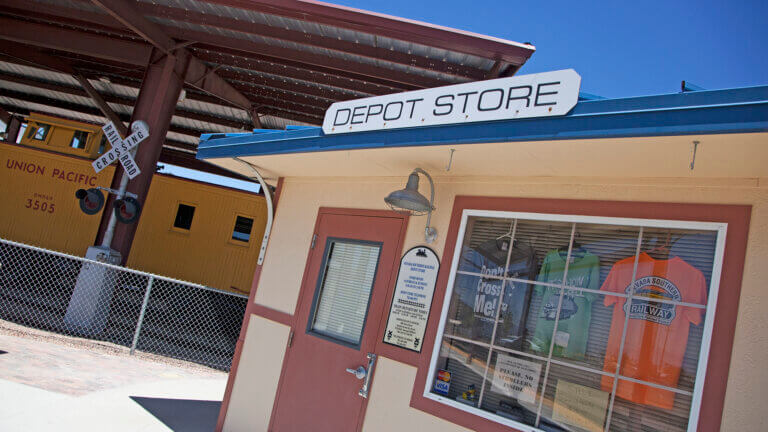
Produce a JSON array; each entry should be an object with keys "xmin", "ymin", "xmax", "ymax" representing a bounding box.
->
[{"xmin": 0, "ymin": 237, "xmax": 248, "ymax": 370}]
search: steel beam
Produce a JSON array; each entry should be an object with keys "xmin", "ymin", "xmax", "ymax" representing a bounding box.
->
[
  {"xmin": 189, "ymin": 48, "xmax": 403, "ymax": 95},
  {"xmin": 0, "ymin": 0, "xmax": 418, "ymax": 93},
  {"xmin": 59, "ymin": 66, "xmax": 325, "ymax": 124},
  {"xmin": 0, "ymin": 16, "xmax": 151, "ymax": 66},
  {"xmin": 0, "ymin": 1, "xmax": 439, "ymax": 92},
  {"xmin": 88, "ymin": 0, "xmax": 254, "ymax": 115},
  {"xmin": 0, "ymin": 50, "xmax": 323, "ymax": 125},
  {"xmin": 0, "ymin": 88, "xmax": 206, "ymax": 139},
  {"xmin": 0, "ymin": 72, "xmax": 254, "ymax": 130},
  {"xmin": 162, "ymin": 25, "xmax": 451, "ymax": 89},
  {"xmin": 96, "ymin": 49, "xmax": 186, "ymax": 260},
  {"xmin": 90, "ymin": 0, "xmax": 175, "ymax": 54},
  {"xmin": 0, "ymin": 44, "xmax": 76, "ymax": 75},
  {"xmin": 73, "ymin": 73, "xmax": 128, "ymax": 136}
]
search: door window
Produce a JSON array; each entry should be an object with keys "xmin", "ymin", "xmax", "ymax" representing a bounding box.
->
[{"xmin": 308, "ymin": 239, "xmax": 382, "ymax": 347}]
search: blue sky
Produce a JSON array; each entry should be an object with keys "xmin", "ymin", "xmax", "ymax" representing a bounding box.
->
[{"xmin": 334, "ymin": 0, "xmax": 768, "ymax": 98}]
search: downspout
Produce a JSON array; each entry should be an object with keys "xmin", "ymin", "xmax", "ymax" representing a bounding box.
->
[{"xmin": 234, "ymin": 157, "xmax": 273, "ymax": 265}]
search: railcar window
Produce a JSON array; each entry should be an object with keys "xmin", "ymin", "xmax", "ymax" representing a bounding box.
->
[
  {"xmin": 33, "ymin": 124, "xmax": 50, "ymax": 140},
  {"xmin": 98, "ymin": 135, "xmax": 107, "ymax": 154},
  {"xmin": 173, "ymin": 204, "xmax": 196, "ymax": 230},
  {"xmin": 231, "ymin": 216, "xmax": 254, "ymax": 242},
  {"xmin": 70, "ymin": 130, "xmax": 89, "ymax": 149}
]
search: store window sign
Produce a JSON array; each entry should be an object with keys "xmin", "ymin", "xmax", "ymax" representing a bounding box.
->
[
  {"xmin": 552, "ymin": 380, "xmax": 609, "ymax": 432},
  {"xmin": 383, "ymin": 247, "xmax": 439, "ymax": 352},
  {"xmin": 323, "ymin": 69, "xmax": 581, "ymax": 134},
  {"xmin": 490, "ymin": 354, "xmax": 541, "ymax": 405}
]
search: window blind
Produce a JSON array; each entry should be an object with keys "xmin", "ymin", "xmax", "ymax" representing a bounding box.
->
[{"xmin": 311, "ymin": 241, "xmax": 381, "ymax": 345}]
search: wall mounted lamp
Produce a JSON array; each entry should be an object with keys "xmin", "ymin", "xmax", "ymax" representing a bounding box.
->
[{"xmin": 384, "ymin": 168, "xmax": 437, "ymax": 243}]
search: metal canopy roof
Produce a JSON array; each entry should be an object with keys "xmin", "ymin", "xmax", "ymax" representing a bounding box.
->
[{"xmin": 0, "ymin": 0, "xmax": 535, "ymax": 160}]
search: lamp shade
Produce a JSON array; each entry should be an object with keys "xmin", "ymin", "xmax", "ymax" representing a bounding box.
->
[{"xmin": 384, "ymin": 173, "xmax": 433, "ymax": 214}]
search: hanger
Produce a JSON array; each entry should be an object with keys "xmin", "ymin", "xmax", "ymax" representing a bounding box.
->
[
  {"xmin": 496, "ymin": 223, "xmax": 514, "ymax": 241},
  {"xmin": 556, "ymin": 231, "xmax": 584, "ymax": 256},
  {"xmin": 572, "ymin": 231, "xmax": 583, "ymax": 250},
  {"xmin": 646, "ymin": 231, "xmax": 671, "ymax": 255},
  {"xmin": 494, "ymin": 223, "xmax": 515, "ymax": 251}
]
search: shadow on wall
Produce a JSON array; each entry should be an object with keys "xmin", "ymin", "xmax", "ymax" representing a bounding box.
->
[{"xmin": 130, "ymin": 396, "xmax": 221, "ymax": 432}]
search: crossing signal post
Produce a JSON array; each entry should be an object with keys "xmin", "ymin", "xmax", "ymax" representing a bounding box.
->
[{"xmin": 65, "ymin": 120, "xmax": 149, "ymax": 336}]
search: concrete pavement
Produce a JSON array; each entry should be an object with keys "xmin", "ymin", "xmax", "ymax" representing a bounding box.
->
[{"xmin": 0, "ymin": 324, "xmax": 227, "ymax": 431}]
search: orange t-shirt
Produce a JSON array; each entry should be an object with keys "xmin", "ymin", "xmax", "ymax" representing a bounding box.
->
[{"xmin": 600, "ymin": 253, "xmax": 707, "ymax": 409}]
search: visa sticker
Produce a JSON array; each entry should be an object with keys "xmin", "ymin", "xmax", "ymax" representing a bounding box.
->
[{"xmin": 433, "ymin": 369, "xmax": 451, "ymax": 396}]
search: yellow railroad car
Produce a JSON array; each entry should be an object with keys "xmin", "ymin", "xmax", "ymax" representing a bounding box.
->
[
  {"xmin": 0, "ymin": 141, "xmax": 115, "ymax": 255},
  {"xmin": 127, "ymin": 174, "xmax": 266, "ymax": 295},
  {"xmin": 1, "ymin": 113, "xmax": 266, "ymax": 295}
]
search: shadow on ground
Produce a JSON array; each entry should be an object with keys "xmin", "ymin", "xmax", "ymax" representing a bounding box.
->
[{"xmin": 130, "ymin": 396, "xmax": 220, "ymax": 431}]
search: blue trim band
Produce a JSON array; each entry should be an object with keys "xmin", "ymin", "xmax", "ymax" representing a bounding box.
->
[{"xmin": 197, "ymin": 85, "xmax": 768, "ymax": 160}]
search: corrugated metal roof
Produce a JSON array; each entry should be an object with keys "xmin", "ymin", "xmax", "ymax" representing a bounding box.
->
[
  {"xmin": 0, "ymin": 80, "xmax": 99, "ymax": 109},
  {"xmin": 145, "ymin": 0, "xmax": 494, "ymax": 70},
  {"xmin": 150, "ymin": 16, "xmax": 472, "ymax": 84},
  {"xmin": 1, "ymin": 95, "xmax": 106, "ymax": 124},
  {"xmin": 1, "ymin": 0, "xmax": 535, "ymax": 164},
  {"xmin": 0, "ymin": 62, "xmax": 80, "ymax": 87}
]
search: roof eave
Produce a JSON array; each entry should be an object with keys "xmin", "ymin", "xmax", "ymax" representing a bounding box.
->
[{"xmin": 196, "ymin": 86, "xmax": 768, "ymax": 160}]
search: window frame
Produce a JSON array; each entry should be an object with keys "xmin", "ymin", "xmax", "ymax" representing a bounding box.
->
[
  {"xmin": 170, "ymin": 201, "xmax": 197, "ymax": 233},
  {"xmin": 405, "ymin": 197, "xmax": 750, "ymax": 432},
  {"xmin": 69, "ymin": 130, "xmax": 90, "ymax": 150},
  {"xmin": 228, "ymin": 213, "xmax": 256, "ymax": 246},
  {"xmin": 305, "ymin": 236, "xmax": 383, "ymax": 349},
  {"xmin": 32, "ymin": 123, "xmax": 50, "ymax": 141}
]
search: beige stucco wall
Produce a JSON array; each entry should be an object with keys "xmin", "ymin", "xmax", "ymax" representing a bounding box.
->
[
  {"xmin": 229, "ymin": 174, "xmax": 768, "ymax": 431},
  {"xmin": 223, "ymin": 315, "xmax": 290, "ymax": 432}
]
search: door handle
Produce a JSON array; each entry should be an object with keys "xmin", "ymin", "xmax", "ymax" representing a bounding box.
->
[
  {"xmin": 358, "ymin": 353, "xmax": 377, "ymax": 399},
  {"xmin": 345, "ymin": 366, "xmax": 367, "ymax": 380}
]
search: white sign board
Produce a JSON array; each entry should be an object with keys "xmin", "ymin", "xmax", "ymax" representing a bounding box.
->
[
  {"xmin": 491, "ymin": 354, "xmax": 542, "ymax": 404},
  {"xmin": 322, "ymin": 69, "xmax": 581, "ymax": 134},
  {"xmin": 383, "ymin": 246, "xmax": 439, "ymax": 352},
  {"xmin": 92, "ymin": 121, "xmax": 149, "ymax": 179}
]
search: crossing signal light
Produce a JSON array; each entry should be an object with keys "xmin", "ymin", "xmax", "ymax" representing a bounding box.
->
[
  {"xmin": 114, "ymin": 196, "xmax": 141, "ymax": 224},
  {"xmin": 75, "ymin": 188, "xmax": 105, "ymax": 215}
]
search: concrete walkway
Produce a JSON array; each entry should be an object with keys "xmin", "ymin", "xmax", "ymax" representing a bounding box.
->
[{"xmin": 0, "ymin": 323, "xmax": 227, "ymax": 431}]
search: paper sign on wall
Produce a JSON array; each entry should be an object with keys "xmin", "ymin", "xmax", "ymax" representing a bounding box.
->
[
  {"xmin": 552, "ymin": 380, "xmax": 609, "ymax": 432},
  {"xmin": 491, "ymin": 354, "xmax": 542, "ymax": 404},
  {"xmin": 383, "ymin": 246, "xmax": 439, "ymax": 352}
]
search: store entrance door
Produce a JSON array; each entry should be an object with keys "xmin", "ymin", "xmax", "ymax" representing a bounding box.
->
[{"xmin": 270, "ymin": 209, "xmax": 406, "ymax": 432}]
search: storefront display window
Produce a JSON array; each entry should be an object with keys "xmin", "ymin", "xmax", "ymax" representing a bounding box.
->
[{"xmin": 426, "ymin": 211, "xmax": 724, "ymax": 432}]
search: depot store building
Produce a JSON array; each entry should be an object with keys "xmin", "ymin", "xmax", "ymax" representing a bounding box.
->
[{"xmin": 198, "ymin": 83, "xmax": 768, "ymax": 432}]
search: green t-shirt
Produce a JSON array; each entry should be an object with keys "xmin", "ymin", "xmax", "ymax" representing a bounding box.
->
[{"xmin": 531, "ymin": 249, "xmax": 600, "ymax": 359}]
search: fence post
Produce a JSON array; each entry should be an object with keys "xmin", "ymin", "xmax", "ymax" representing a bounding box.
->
[{"xmin": 130, "ymin": 276, "xmax": 154, "ymax": 355}]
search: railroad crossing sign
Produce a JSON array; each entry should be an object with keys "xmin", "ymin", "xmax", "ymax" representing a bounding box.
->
[{"xmin": 91, "ymin": 121, "xmax": 149, "ymax": 179}]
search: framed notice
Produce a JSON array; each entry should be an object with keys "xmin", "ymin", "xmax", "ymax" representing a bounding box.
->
[{"xmin": 383, "ymin": 246, "xmax": 439, "ymax": 352}]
